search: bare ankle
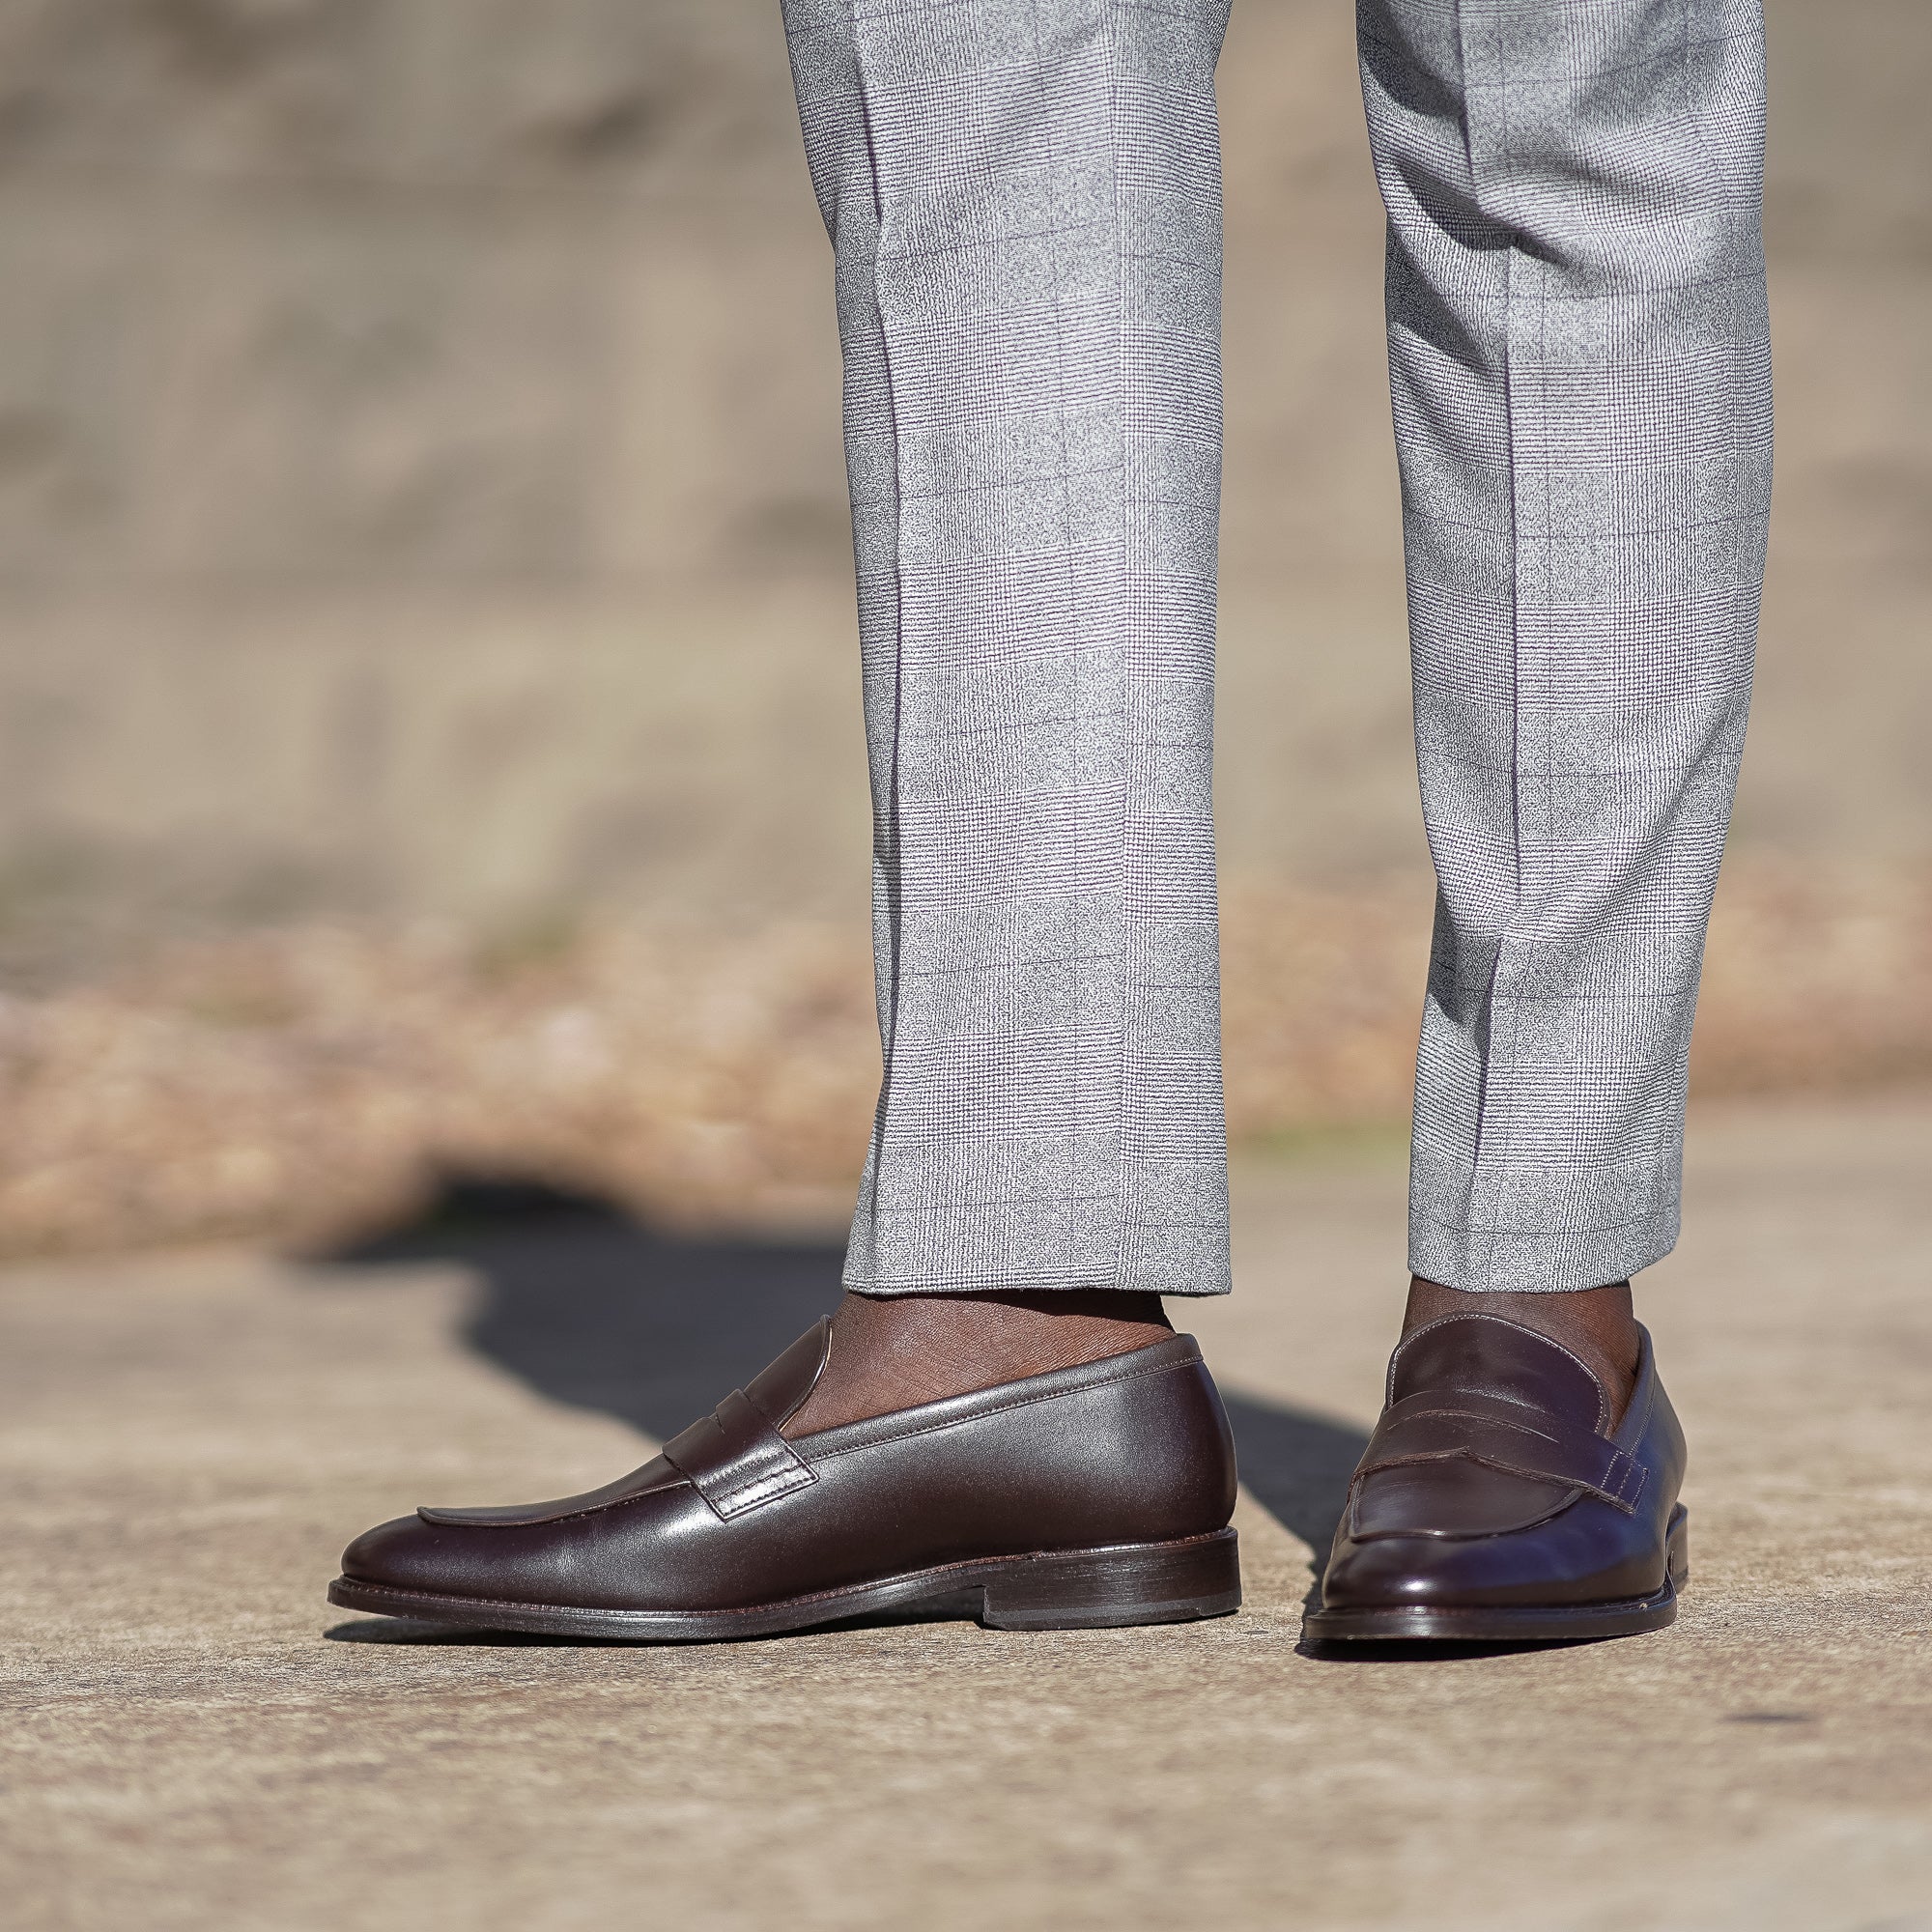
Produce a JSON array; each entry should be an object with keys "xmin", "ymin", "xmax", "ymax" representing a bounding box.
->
[{"xmin": 1403, "ymin": 1276, "xmax": 1641, "ymax": 1427}]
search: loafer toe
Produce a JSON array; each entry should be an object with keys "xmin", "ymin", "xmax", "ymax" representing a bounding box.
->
[
  {"xmin": 1321, "ymin": 1534, "xmax": 1468, "ymax": 1609},
  {"xmin": 1321, "ymin": 1520, "xmax": 1628, "ymax": 1610},
  {"xmin": 340, "ymin": 1513, "xmax": 499, "ymax": 1601}
]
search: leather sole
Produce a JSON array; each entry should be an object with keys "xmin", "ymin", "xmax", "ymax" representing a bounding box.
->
[
  {"xmin": 328, "ymin": 1527, "xmax": 1241, "ymax": 1642},
  {"xmin": 1300, "ymin": 1505, "xmax": 1689, "ymax": 1646}
]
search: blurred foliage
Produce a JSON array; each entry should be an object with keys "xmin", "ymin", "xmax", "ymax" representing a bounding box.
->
[{"xmin": 0, "ymin": 859, "xmax": 1925, "ymax": 1257}]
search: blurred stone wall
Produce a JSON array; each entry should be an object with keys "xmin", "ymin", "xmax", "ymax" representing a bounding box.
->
[
  {"xmin": 0, "ymin": 0, "xmax": 857, "ymax": 972},
  {"xmin": 0, "ymin": 0, "xmax": 1926, "ymax": 976}
]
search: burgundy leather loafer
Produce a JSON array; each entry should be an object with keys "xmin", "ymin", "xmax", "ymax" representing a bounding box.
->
[
  {"xmin": 1303, "ymin": 1313, "xmax": 1688, "ymax": 1644},
  {"xmin": 329, "ymin": 1321, "xmax": 1240, "ymax": 1640}
]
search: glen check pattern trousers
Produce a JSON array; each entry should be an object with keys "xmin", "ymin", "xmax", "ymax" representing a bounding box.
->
[{"xmin": 781, "ymin": 0, "xmax": 1772, "ymax": 1296}]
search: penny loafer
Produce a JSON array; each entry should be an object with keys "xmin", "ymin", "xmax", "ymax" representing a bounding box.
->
[
  {"xmin": 1303, "ymin": 1313, "xmax": 1688, "ymax": 1644},
  {"xmin": 329, "ymin": 1322, "xmax": 1241, "ymax": 1640}
]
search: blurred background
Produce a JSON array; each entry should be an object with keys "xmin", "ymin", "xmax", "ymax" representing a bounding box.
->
[{"xmin": 0, "ymin": 0, "xmax": 1925, "ymax": 1256}]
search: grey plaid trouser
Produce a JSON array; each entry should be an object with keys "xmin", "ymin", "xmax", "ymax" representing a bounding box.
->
[{"xmin": 781, "ymin": 0, "xmax": 1772, "ymax": 1296}]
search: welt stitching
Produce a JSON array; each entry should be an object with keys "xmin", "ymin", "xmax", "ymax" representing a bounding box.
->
[
  {"xmin": 350, "ymin": 1531, "xmax": 1236, "ymax": 1625},
  {"xmin": 708, "ymin": 1461, "xmax": 815, "ymax": 1510}
]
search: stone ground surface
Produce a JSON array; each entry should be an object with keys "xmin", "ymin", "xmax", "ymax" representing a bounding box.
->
[{"xmin": 3, "ymin": 1097, "xmax": 1930, "ymax": 1932}]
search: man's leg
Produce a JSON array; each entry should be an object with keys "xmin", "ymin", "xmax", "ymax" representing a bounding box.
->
[
  {"xmin": 329, "ymin": 0, "xmax": 1246, "ymax": 1637},
  {"xmin": 782, "ymin": 0, "xmax": 1236, "ymax": 1429},
  {"xmin": 1310, "ymin": 0, "xmax": 1771, "ymax": 1642},
  {"xmin": 1367, "ymin": 0, "xmax": 1773, "ymax": 1329}
]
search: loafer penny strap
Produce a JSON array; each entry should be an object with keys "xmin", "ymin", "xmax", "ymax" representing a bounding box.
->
[
  {"xmin": 663, "ymin": 1388, "xmax": 817, "ymax": 1521},
  {"xmin": 1355, "ymin": 1388, "xmax": 1646, "ymax": 1514}
]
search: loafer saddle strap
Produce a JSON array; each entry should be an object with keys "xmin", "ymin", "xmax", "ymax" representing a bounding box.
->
[
  {"xmin": 1354, "ymin": 1388, "xmax": 1646, "ymax": 1514},
  {"xmin": 663, "ymin": 1388, "xmax": 817, "ymax": 1521}
]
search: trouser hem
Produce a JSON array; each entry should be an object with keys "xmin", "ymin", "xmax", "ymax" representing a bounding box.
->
[
  {"xmin": 838, "ymin": 1252, "xmax": 1229, "ymax": 1298},
  {"xmin": 842, "ymin": 1280, "xmax": 1232, "ymax": 1297},
  {"xmin": 1407, "ymin": 1200, "xmax": 1678, "ymax": 1294}
]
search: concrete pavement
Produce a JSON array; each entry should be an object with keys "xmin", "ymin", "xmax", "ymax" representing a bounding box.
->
[{"xmin": 4, "ymin": 1098, "xmax": 1930, "ymax": 1930}]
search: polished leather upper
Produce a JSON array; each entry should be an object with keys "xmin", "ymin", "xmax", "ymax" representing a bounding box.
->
[
  {"xmin": 1321, "ymin": 1315, "xmax": 1686, "ymax": 1610},
  {"xmin": 343, "ymin": 1325, "xmax": 1237, "ymax": 1612}
]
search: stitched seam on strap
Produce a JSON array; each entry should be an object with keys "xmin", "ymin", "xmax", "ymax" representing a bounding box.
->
[
  {"xmin": 1606, "ymin": 1458, "xmax": 1646, "ymax": 1508},
  {"xmin": 1370, "ymin": 1403, "xmax": 1636, "ymax": 1492},
  {"xmin": 1357, "ymin": 1444, "xmax": 1641, "ymax": 1513},
  {"xmin": 704, "ymin": 1450, "xmax": 811, "ymax": 1503},
  {"xmin": 704, "ymin": 1461, "xmax": 817, "ymax": 1520},
  {"xmin": 1374, "ymin": 1404, "xmax": 1570, "ymax": 1452},
  {"xmin": 666, "ymin": 1395, "xmax": 819, "ymax": 1520},
  {"xmin": 1363, "ymin": 1395, "xmax": 1645, "ymax": 1505}
]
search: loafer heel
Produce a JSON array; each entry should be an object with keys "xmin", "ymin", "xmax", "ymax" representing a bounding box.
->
[
  {"xmin": 975, "ymin": 1527, "xmax": 1241, "ymax": 1631},
  {"xmin": 1667, "ymin": 1503, "xmax": 1689, "ymax": 1588}
]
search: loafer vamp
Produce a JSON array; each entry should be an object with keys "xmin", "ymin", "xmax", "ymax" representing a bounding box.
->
[
  {"xmin": 341, "ymin": 1486, "xmax": 738, "ymax": 1611},
  {"xmin": 1348, "ymin": 1459, "xmax": 1576, "ymax": 1540},
  {"xmin": 1320, "ymin": 1315, "xmax": 1688, "ymax": 1615}
]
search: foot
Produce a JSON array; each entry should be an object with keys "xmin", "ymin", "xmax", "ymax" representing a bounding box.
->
[
  {"xmin": 330, "ymin": 1310, "xmax": 1239, "ymax": 1641},
  {"xmin": 1304, "ymin": 1293, "xmax": 1687, "ymax": 1646}
]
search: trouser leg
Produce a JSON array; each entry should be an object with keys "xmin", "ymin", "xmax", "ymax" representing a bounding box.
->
[
  {"xmin": 783, "ymin": 0, "xmax": 1235, "ymax": 1295},
  {"xmin": 1359, "ymin": 0, "xmax": 1775, "ymax": 1292}
]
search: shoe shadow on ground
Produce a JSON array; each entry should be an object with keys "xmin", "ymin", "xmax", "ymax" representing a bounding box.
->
[{"xmin": 314, "ymin": 1175, "xmax": 1372, "ymax": 1647}]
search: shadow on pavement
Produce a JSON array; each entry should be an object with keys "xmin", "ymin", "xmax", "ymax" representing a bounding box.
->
[
  {"xmin": 1215, "ymin": 1393, "xmax": 1369, "ymax": 1564},
  {"xmin": 317, "ymin": 1174, "xmax": 1371, "ymax": 1602},
  {"xmin": 324, "ymin": 1178, "xmax": 847, "ymax": 1446}
]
